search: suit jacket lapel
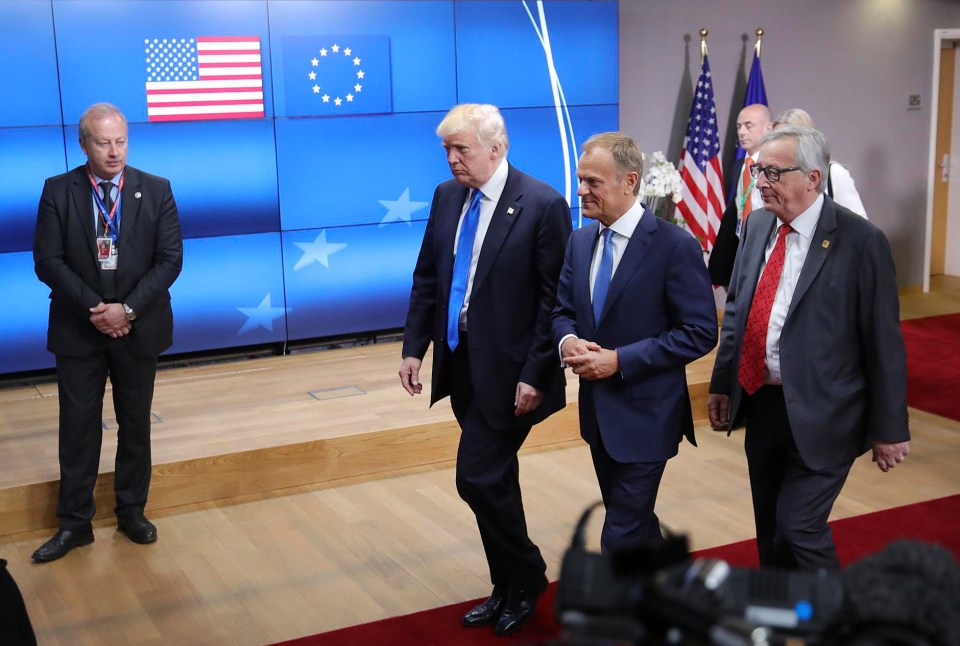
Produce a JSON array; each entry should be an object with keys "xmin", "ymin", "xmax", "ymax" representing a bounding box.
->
[
  {"xmin": 435, "ymin": 183, "xmax": 469, "ymax": 298},
  {"xmin": 598, "ymin": 206, "xmax": 655, "ymax": 322},
  {"xmin": 787, "ymin": 196, "xmax": 837, "ymax": 320},
  {"xmin": 471, "ymin": 164, "xmax": 522, "ymax": 296},
  {"xmin": 117, "ymin": 167, "xmax": 141, "ymax": 251},
  {"xmin": 740, "ymin": 212, "xmax": 777, "ymax": 310},
  {"xmin": 70, "ymin": 168, "xmax": 98, "ymax": 267},
  {"xmin": 575, "ymin": 222, "xmax": 600, "ymax": 329}
]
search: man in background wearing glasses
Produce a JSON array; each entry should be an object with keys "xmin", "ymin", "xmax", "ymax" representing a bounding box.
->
[{"xmin": 707, "ymin": 126, "xmax": 910, "ymax": 571}]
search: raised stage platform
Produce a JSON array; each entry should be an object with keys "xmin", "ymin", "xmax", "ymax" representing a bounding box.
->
[{"xmin": 0, "ymin": 340, "xmax": 716, "ymax": 537}]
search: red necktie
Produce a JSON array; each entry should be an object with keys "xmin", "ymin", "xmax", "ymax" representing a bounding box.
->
[{"xmin": 738, "ymin": 223, "xmax": 792, "ymax": 395}]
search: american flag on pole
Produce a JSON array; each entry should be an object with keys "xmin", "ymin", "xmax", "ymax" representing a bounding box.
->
[
  {"xmin": 145, "ymin": 36, "xmax": 264, "ymax": 122},
  {"xmin": 676, "ymin": 54, "xmax": 724, "ymax": 252}
]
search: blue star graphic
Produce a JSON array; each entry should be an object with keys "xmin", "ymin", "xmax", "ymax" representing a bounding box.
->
[
  {"xmin": 378, "ymin": 188, "xmax": 428, "ymax": 227},
  {"xmin": 293, "ymin": 230, "xmax": 348, "ymax": 270},
  {"xmin": 237, "ymin": 293, "xmax": 289, "ymax": 335}
]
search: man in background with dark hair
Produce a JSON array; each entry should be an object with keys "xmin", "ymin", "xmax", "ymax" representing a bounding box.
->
[{"xmin": 32, "ymin": 103, "xmax": 183, "ymax": 562}]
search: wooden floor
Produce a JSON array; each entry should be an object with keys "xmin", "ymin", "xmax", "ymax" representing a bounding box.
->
[{"xmin": 1, "ymin": 276, "xmax": 959, "ymax": 645}]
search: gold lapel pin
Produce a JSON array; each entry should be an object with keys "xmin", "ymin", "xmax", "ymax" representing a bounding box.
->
[{"xmin": 821, "ymin": 240, "xmax": 830, "ymax": 249}]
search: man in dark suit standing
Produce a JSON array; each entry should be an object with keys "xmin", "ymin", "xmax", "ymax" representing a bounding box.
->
[
  {"xmin": 709, "ymin": 104, "xmax": 773, "ymax": 287},
  {"xmin": 399, "ymin": 104, "xmax": 570, "ymax": 636},
  {"xmin": 32, "ymin": 103, "xmax": 183, "ymax": 562},
  {"xmin": 552, "ymin": 132, "xmax": 717, "ymax": 552},
  {"xmin": 708, "ymin": 126, "xmax": 910, "ymax": 570}
]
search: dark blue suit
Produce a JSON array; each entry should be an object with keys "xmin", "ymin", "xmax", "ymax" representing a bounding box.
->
[
  {"xmin": 552, "ymin": 205, "xmax": 717, "ymax": 550},
  {"xmin": 403, "ymin": 163, "xmax": 571, "ymax": 587}
]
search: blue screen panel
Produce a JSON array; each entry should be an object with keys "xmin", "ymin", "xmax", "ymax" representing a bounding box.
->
[
  {"xmin": 0, "ymin": 127, "xmax": 68, "ymax": 254},
  {"xmin": 268, "ymin": 0, "xmax": 455, "ymax": 115},
  {"xmin": 54, "ymin": 0, "xmax": 272, "ymax": 124},
  {"xmin": 0, "ymin": 2, "xmax": 62, "ymax": 127},
  {"xmin": 64, "ymin": 120, "xmax": 279, "ymax": 240},
  {"xmin": 276, "ymin": 112, "xmax": 449, "ymax": 231},
  {"xmin": 283, "ymin": 221, "xmax": 425, "ymax": 341},
  {"xmin": 455, "ymin": 1, "xmax": 618, "ymax": 109},
  {"xmin": 167, "ymin": 233, "xmax": 287, "ymax": 355},
  {"xmin": 0, "ymin": 251, "xmax": 55, "ymax": 373},
  {"xmin": 502, "ymin": 104, "xmax": 619, "ymax": 204}
]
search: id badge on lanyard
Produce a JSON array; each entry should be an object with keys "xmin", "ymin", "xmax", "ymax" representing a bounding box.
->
[{"xmin": 89, "ymin": 172, "xmax": 124, "ymax": 271}]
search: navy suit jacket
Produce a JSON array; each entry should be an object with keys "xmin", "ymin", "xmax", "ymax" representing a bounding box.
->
[
  {"xmin": 709, "ymin": 197, "xmax": 909, "ymax": 470},
  {"xmin": 34, "ymin": 165, "xmax": 183, "ymax": 358},
  {"xmin": 552, "ymin": 207, "xmax": 718, "ymax": 462},
  {"xmin": 402, "ymin": 163, "xmax": 572, "ymax": 430}
]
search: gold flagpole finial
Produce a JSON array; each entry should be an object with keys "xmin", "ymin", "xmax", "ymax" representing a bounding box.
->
[
  {"xmin": 755, "ymin": 28, "xmax": 764, "ymax": 58},
  {"xmin": 700, "ymin": 28, "xmax": 708, "ymax": 62}
]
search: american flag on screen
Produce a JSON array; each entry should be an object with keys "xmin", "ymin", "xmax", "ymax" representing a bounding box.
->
[
  {"xmin": 676, "ymin": 54, "xmax": 724, "ymax": 252},
  {"xmin": 145, "ymin": 36, "xmax": 264, "ymax": 122}
]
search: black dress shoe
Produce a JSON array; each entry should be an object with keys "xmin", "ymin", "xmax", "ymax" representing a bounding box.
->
[
  {"xmin": 494, "ymin": 575, "xmax": 548, "ymax": 636},
  {"xmin": 117, "ymin": 514, "xmax": 158, "ymax": 544},
  {"xmin": 461, "ymin": 585, "xmax": 507, "ymax": 627},
  {"xmin": 32, "ymin": 529, "xmax": 95, "ymax": 562}
]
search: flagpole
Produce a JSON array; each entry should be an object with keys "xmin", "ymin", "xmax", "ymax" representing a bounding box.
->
[
  {"xmin": 755, "ymin": 28, "xmax": 763, "ymax": 58},
  {"xmin": 699, "ymin": 28, "xmax": 708, "ymax": 63}
]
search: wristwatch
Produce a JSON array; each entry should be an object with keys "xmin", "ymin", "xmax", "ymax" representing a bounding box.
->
[{"xmin": 122, "ymin": 303, "xmax": 137, "ymax": 321}]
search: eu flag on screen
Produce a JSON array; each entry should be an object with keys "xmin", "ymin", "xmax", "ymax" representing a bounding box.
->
[{"xmin": 282, "ymin": 35, "xmax": 392, "ymax": 116}]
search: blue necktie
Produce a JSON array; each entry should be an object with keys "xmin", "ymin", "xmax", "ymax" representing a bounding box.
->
[
  {"xmin": 447, "ymin": 189, "xmax": 483, "ymax": 351},
  {"xmin": 593, "ymin": 228, "xmax": 614, "ymax": 322}
]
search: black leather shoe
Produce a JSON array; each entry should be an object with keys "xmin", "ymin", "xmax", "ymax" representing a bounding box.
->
[
  {"xmin": 494, "ymin": 576, "xmax": 548, "ymax": 636},
  {"xmin": 461, "ymin": 586, "xmax": 507, "ymax": 627},
  {"xmin": 117, "ymin": 514, "xmax": 158, "ymax": 544},
  {"xmin": 32, "ymin": 529, "xmax": 95, "ymax": 562}
]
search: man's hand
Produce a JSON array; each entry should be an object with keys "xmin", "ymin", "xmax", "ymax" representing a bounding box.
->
[
  {"xmin": 707, "ymin": 394, "xmax": 731, "ymax": 431},
  {"xmin": 89, "ymin": 302, "xmax": 131, "ymax": 338},
  {"xmin": 560, "ymin": 337, "xmax": 601, "ymax": 363},
  {"xmin": 872, "ymin": 440, "xmax": 910, "ymax": 473},
  {"xmin": 514, "ymin": 382, "xmax": 544, "ymax": 416},
  {"xmin": 563, "ymin": 347, "xmax": 619, "ymax": 380},
  {"xmin": 399, "ymin": 356, "xmax": 423, "ymax": 396}
]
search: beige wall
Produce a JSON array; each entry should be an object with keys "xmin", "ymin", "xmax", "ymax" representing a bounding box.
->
[{"xmin": 618, "ymin": 0, "xmax": 960, "ymax": 286}]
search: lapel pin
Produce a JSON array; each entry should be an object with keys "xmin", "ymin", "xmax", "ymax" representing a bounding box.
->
[
  {"xmin": 507, "ymin": 207, "xmax": 515, "ymax": 215},
  {"xmin": 821, "ymin": 240, "xmax": 830, "ymax": 249},
  {"xmin": 135, "ymin": 192, "xmax": 142, "ymax": 199}
]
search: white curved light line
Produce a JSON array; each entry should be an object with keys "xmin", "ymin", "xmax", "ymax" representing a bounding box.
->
[{"xmin": 522, "ymin": 1, "xmax": 580, "ymax": 225}]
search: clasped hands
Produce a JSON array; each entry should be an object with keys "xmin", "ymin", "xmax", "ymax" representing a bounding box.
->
[
  {"xmin": 89, "ymin": 302, "xmax": 131, "ymax": 338},
  {"xmin": 560, "ymin": 337, "xmax": 619, "ymax": 381}
]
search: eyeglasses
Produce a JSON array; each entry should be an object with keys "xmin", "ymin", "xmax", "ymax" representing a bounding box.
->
[{"xmin": 750, "ymin": 163, "xmax": 802, "ymax": 183}]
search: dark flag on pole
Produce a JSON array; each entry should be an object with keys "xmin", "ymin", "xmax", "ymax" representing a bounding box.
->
[{"xmin": 676, "ymin": 46, "xmax": 724, "ymax": 253}]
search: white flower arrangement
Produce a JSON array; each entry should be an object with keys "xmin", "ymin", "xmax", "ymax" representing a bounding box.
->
[{"xmin": 639, "ymin": 151, "xmax": 683, "ymax": 205}]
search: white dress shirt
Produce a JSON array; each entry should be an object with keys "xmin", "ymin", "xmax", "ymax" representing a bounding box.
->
[{"xmin": 763, "ymin": 193, "xmax": 824, "ymax": 384}]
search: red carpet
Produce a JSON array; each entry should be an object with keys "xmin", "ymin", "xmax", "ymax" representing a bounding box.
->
[
  {"xmin": 273, "ymin": 494, "xmax": 960, "ymax": 646},
  {"xmin": 901, "ymin": 313, "xmax": 960, "ymax": 421}
]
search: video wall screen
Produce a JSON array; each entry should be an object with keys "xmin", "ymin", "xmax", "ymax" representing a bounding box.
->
[{"xmin": 0, "ymin": 0, "xmax": 618, "ymax": 376}]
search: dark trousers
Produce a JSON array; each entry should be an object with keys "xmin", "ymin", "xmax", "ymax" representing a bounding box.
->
[
  {"xmin": 448, "ymin": 339, "xmax": 546, "ymax": 589},
  {"xmin": 55, "ymin": 337, "xmax": 157, "ymax": 530},
  {"xmin": 744, "ymin": 386, "xmax": 853, "ymax": 570},
  {"xmin": 0, "ymin": 560, "xmax": 36, "ymax": 646},
  {"xmin": 589, "ymin": 431, "xmax": 667, "ymax": 554}
]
